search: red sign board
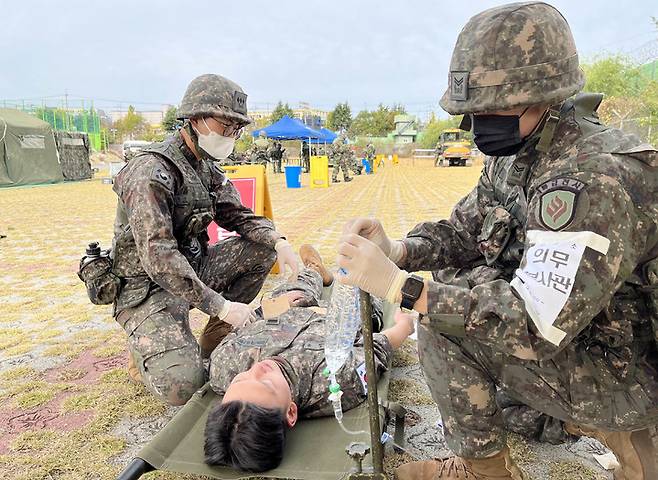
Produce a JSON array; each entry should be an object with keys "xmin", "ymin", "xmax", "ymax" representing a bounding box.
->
[{"xmin": 207, "ymin": 177, "xmax": 257, "ymax": 244}]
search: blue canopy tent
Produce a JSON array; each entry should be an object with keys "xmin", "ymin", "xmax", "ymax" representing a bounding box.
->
[
  {"xmin": 251, "ymin": 115, "xmax": 324, "ymax": 140},
  {"xmin": 310, "ymin": 127, "xmax": 337, "ymax": 144},
  {"xmin": 252, "ymin": 116, "xmax": 331, "ymax": 169}
]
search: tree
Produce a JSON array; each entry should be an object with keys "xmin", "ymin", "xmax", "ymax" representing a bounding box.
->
[
  {"xmin": 417, "ymin": 116, "xmax": 463, "ymax": 149},
  {"xmin": 582, "ymin": 56, "xmax": 658, "ymax": 143},
  {"xmin": 582, "ymin": 56, "xmax": 642, "ymax": 98},
  {"xmin": 349, "ymin": 104, "xmax": 407, "ymax": 136},
  {"xmin": 141, "ymin": 125, "xmax": 166, "ymax": 142},
  {"xmin": 327, "ymin": 102, "xmax": 352, "ymax": 131},
  {"xmin": 114, "ymin": 105, "xmax": 146, "ymax": 140},
  {"xmin": 162, "ymin": 106, "xmax": 179, "ymax": 131},
  {"xmin": 271, "ymin": 101, "xmax": 294, "ymax": 123}
]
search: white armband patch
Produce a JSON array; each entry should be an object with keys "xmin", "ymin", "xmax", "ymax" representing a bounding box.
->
[{"xmin": 510, "ymin": 230, "xmax": 610, "ymax": 346}]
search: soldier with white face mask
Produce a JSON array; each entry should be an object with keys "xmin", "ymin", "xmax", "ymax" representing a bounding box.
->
[{"xmin": 108, "ymin": 74, "xmax": 299, "ymax": 406}]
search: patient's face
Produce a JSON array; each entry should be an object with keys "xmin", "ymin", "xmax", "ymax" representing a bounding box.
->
[{"xmin": 222, "ymin": 359, "xmax": 292, "ymax": 411}]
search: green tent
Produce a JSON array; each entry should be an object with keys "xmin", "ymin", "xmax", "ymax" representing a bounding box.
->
[{"xmin": 0, "ymin": 108, "xmax": 64, "ymax": 187}]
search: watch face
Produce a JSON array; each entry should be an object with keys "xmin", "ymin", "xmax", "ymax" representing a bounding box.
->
[{"xmin": 404, "ymin": 276, "xmax": 424, "ymax": 298}]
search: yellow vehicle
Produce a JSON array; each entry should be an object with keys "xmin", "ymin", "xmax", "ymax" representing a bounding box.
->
[{"xmin": 436, "ymin": 128, "xmax": 471, "ymax": 167}]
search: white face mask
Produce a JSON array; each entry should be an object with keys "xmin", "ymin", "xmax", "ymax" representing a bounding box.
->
[{"xmin": 195, "ymin": 118, "xmax": 235, "ymax": 160}]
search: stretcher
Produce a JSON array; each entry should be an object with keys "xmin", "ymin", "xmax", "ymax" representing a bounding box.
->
[{"xmin": 117, "ymin": 292, "xmax": 405, "ymax": 480}]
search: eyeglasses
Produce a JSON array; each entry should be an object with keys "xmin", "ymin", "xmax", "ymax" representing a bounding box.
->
[{"xmin": 212, "ymin": 118, "xmax": 245, "ymax": 138}]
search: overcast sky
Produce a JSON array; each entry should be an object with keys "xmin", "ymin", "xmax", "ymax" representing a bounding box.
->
[{"xmin": 1, "ymin": 0, "xmax": 656, "ymax": 119}]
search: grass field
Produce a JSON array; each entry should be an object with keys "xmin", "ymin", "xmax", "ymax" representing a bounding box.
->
[{"xmin": 0, "ymin": 160, "xmax": 612, "ymax": 479}]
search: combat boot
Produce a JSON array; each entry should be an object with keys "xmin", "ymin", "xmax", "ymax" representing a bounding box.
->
[
  {"xmin": 395, "ymin": 447, "xmax": 526, "ymax": 480},
  {"xmin": 127, "ymin": 350, "xmax": 142, "ymax": 385},
  {"xmin": 565, "ymin": 423, "xmax": 658, "ymax": 480},
  {"xmin": 344, "ymin": 177, "xmax": 353, "ymax": 182},
  {"xmin": 199, "ymin": 316, "xmax": 234, "ymax": 359},
  {"xmin": 299, "ymin": 244, "xmax": 334, "ymax": 286}
]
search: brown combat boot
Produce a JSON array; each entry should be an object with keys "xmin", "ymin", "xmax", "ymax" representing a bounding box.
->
[
  {"xmin": 565, "ymin": 423, "xmax": 658, "ymax": 480},
  {"xmin": 395, "ymin": 447, "xmax": 525, "ymax": 480},
  {"xmin": 199, "ymin": 316, "xmax": 234, "ymax": 359},
  {"xmin": 299, "ymin": 244, "xmax": 334, "ymax": 286},
  {"xmin": 127, "ymin": 350, "xmax": 142, "ymax": 385}
]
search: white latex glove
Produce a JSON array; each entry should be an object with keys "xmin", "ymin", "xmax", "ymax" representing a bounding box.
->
[
  {"xmin": 275, "ymin": 239, "xmax": 300, "ymax": 280},
  {"xmin": 394, "ymin": 310, "xmax": 417, "ymax": 337},
  {"xmin": 336, "ymin": 233, "xmax": 408, "ymax": 304},
  {"xmin": 342, "ymin": 217, "xmax": 405, "ymax": 264},
  {"xmin": 218, "ymin": 300, "xmax": 255, "ymax": 328}
]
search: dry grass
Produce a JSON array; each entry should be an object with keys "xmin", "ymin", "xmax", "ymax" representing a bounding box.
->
[
  {"xmin": 0, "ymin": 161, "xmax": 484, "ymax": 479},
  {"xmin": 389, "ymin": 379, "xmax": 435, "ymax": 406}
]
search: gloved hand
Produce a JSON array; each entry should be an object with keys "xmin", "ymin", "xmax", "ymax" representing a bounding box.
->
[
  {"xmin": 218, "ymin": 300, "xmax": 255, "ymax": 328},
  {"xmin": 336, "ymin": 233, "xmax": 408, "ymax": 304},
  {"xmin": 342, "ymin": 217, "xmax": 405, "ymax": 264},
  {"xmin": 275, "ymin": 239, "xmax": 300, "ymax": 279}
]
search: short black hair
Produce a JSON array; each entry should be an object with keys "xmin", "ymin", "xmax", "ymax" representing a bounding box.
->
[{"xmin": 204, "ymin": 400, "xmax": 288, "ymax": 472}]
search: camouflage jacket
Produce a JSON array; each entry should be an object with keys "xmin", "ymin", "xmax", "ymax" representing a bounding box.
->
[
  {"xmin": 111, "ymin": 132, "xmax": 279, "ymax": 315},
  {"xmin": 208, "ymin": 305, "xmax": 393, "ymax": 418},
  {"xmin": 268, "ymin": 144, "xmax": 284, "ymax": 160},
  {"xmin": 401, "ymin": 93, "xmax": 658, "ymax": 374},
  {"xmin": 364, "ymin": 144, "xmax": 376, "ymax": 161}
]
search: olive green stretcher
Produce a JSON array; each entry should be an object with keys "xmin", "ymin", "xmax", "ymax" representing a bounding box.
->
[{"xmin": 117, "ymin": 296, "xmax": 405, "ymax": 480}]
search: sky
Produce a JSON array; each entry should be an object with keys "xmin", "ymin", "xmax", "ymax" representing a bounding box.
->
[{"xmin": 1, "ymin": 0, "xmax": 656, "ymax": 119}]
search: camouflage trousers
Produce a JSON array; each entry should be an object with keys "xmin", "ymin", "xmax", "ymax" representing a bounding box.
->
[
  {"xmin": 268, "ymin": 268, "xmax": 384, "ymax": 330},
  {"xmin": 332, "ymin": 158, "xmax": 351, "ymax": 182},
  {"xmin": 418, "ymin": 325, "xmax": 658, "ymax": 458},
  {"xmin": 270, "ymin": 267, "xmax": 324, "ymax": 306},
  {"xmin": 116, "ymin": 236, "xmax": 276, "ymax": 405},
  {"xmin": 273, "ymin": 158, "xmax": 282, "ymax": 174}
]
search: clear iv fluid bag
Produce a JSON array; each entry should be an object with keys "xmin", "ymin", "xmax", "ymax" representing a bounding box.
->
[{"xmin": 324, "ymin": 283, "xmax": 361, "ymax": 376}]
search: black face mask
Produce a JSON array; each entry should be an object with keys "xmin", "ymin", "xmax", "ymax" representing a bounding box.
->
[{"xmin": 471, "ymin": 108, "xmax": 529, "ymax": 157}]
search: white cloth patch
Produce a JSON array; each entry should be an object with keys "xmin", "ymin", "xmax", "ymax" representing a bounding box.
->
[
  {"xmin": 356, "ymin": 362, "xmax": 368, "ymax": 395},
  {"xmin": 510, "ymin": 230, "xmax": 610, "ymax": 346}
]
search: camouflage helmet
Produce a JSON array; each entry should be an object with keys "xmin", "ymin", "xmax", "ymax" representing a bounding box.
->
[
  {"xmin": 177, "ymin": 74, "xmax": 251, "ymax": 124},
  {"xmin": 440, "ymin": 2, "xmax": 585, "ymax": 114}
]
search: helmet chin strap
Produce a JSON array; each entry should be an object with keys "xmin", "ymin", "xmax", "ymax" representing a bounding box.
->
[{"xmin": 536, "ymin": 106, "xmax": 561, "ymax": 153}]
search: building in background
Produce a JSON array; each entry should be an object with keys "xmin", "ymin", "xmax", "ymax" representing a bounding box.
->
[
  {"xmin": 392, "ymin": 114, "xmax": 418, "ymax": 144},
  {"xmin": 248, "ymin": 102, "xmax": 328, "ymax": 129}
]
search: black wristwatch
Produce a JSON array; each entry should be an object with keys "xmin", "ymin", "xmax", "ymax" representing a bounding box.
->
[{"xmin": 400, "ymin": 274, "xmax": 424, "ymax": 311}]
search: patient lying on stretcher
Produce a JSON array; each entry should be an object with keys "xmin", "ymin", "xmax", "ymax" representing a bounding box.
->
[{"xmin": 204, "ymin": 245, "xmax": 415, "ymax": 472}]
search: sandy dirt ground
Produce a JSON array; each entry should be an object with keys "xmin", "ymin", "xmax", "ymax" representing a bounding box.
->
[{"xmin": 0, "ymin": 160, "xmax": 627, "ymax": 479}]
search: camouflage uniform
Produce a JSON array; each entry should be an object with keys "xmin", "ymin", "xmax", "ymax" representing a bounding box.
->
[
  {"xmin": 301, "ymin": 142, "xmax": 310, "ymax": 173},
  {"xmin": 208, "ymin": 268, "xmax": 392, "ymax": 417},
  {"xmin": 364, "ymin": 143, "xmax": 376, "ymax": 172},
  {"xmin": 331, "ymin": 137, "xmax": 351, "ymax": 183},
  {"xmin": 111, "ymin": 74, "xmax": 280, "ymax": 406},
  {"xmin": 269, "ymin": 141, "xmax": 285, "ymax": 174},
  {"xmin": 253, "ymin": 135, "xmax": 270, "ymax": 168},
  {"xmin": 400, "ymin": 2, "xmax": 658, "ymax": 459},
  {"xmin": 434, "ymin": 141, "xmax": 443, "ymax": 167}
]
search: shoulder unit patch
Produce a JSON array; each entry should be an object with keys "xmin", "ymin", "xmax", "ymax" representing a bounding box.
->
[{"xmin": 537, "ymin": 178, "xmax": 586, "ymax": 231}]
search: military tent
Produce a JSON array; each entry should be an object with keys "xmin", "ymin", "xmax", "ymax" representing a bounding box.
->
[
  {"xmin": 54, "ymin": 131, "xmax": 92, "ymax": 181},
  {"xmin": 0, "ymin": 108, "xmax": 64, "ymax": 187}
]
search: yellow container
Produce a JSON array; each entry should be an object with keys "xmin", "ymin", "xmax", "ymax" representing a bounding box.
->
[
  {"xmin": 393, "ymin": 154, "xmax": 399, "ymax": 165},
  {"xmin": 221, "ymin": 164, "xmax": 279, "ymax": 274},
  {"xmin": 373, "ymin": 154, "xmax": 385, "ymax": 173},
  {"xmin": 310, "ymin": 156, "xmax": 329, "ymax": 188}
]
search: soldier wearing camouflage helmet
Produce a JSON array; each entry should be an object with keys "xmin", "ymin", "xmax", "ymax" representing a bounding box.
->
[
  {"xmin": 338, "ymin": 3, "xmax": 658, "ymax": 479},
  {"xmin": 330, "ymin": 135, "xmax": 352, "ymax": 183},
  {"xmin": 109, "ymin": 74, "xmax": 300, "ymax": 406}
]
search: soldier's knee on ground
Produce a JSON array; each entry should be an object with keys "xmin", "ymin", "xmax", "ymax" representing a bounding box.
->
[{"xmin": 141, "ymin": 351, "xmax": 205, "ymax": 406}]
